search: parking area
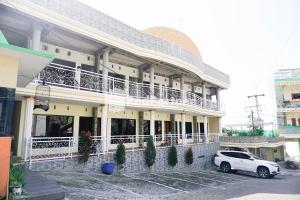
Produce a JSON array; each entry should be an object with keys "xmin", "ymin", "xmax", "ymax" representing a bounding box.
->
[{"xmin": 42, "ymin": 169, "xmax": 253, "ymax": 200}]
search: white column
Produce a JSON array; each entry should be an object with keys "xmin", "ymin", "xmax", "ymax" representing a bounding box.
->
[
  {"xmin": 202, "ymin": 82, "xmax": 207, "ymax": 108},
  {"xmin": 101, "ymin": 104, "xmax": 108, "ymax": 152},
  {"xmin": 75, "ymin": 62, "xmax": 81, "ymax": 89},
  {"xmin": 102, "ymin": 48, "xmax": 110, "ymax": 92},
  {"xmin": 150, "ymin": 110, "xmax": 155, "ymax": 137},
  {"xmin": 218, "ymin": 117, "xmax": 222, "ymax": 136},
  {"xmin": 181, "ymin": 113, "xmax": 186, "ymax": 145},
  {"xmin": 150, "ymin": 64, "xmax": 155, "ymax": 99},
  {"xmin": 204, "ymin": 116, "xmax": 208, "ymax": 143},
  {"xmin": 216, "ymin": 88, "xmax": 220, "ymax": 110},
  {"xmin": 23, "ymin": 97, "xmax": 34, "ymax": 159},
  {"xmin": 125, "ymin": 75, "xmax": 130, "ymax": 96},
  {"xmin": 180, "ymin": 76, "xmax": 185, "ymax": 102},
  {"xmin": 32, "ymin": 24, "xmax": 43, "ymax": 50}
]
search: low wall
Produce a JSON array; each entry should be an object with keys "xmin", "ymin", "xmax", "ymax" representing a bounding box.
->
[{"xmin": 29, "ymin": 143, "xmax": 220, "ymax": 173}]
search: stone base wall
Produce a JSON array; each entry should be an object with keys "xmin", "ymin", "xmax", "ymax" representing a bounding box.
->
[{"xmin": 29, "ymin": 143, "xmax": 220, "ymax": 173}]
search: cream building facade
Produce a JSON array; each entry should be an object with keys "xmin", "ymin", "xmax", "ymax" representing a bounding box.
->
[
  {"xmin": 275, "ymin": 68, "xmax": 300, "ymax": 161},
  {"xmin": 0, "ymin": 0, "xmax": 230, "ymax": 162}
]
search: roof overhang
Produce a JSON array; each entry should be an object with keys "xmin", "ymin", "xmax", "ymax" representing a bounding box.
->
[{"xmin": 0, "ymin": 40, "xmax": 54, "ymax": 88}]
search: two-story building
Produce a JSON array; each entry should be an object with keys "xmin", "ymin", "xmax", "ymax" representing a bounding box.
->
[
  {"xmin": 0, "ymin": 0, "xmax": 230, "ymax": 164},
  {"xmin": 275, "ymin": 68, "xmax": 300, "ymax": 161}
]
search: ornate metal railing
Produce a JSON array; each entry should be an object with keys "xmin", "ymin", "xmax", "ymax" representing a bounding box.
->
[
  {"xmin": 26, "ymin": 133, "xmax": 219, "ymax": 163},
  {"xmin": 36, "ymin": 63, "xmax": 221, "ymax": 111},
  {"xmin": 26, "ymin": 0, "xmax": 230, "ymax": 85}
]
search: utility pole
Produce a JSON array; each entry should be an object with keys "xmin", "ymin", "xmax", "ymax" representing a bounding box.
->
[
  {"xmin": 248, "ymin": 111, "xmax": 255, "ymax": 131},
  {"xmin": 247, "ymin": 94, "xmax": 265, "ymax": 120}
]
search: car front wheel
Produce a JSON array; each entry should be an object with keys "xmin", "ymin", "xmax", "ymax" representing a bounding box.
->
[
  {"xmin": 220, "ymin": 162, "xmax": 231, "ymax": 173},
  {"xmin": 257, "ymin": 167, "xmax": 270, "ymax": 178}
]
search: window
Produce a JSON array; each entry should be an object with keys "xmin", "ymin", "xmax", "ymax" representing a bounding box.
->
[
  {"xmin": 238, "ymin": 153, "xmax": 251, "ymax": 159},
  {"xmin": 0, "ymin": 87, "xmax": 15, "ymax": 136},
  {"xmin": 67, "ymin": 51, "xmax": 71, "ymax": 56},
  {"xmin": 42, "ymin": 45, "xmax": 48, "ymax": 51},
  {"xmin": 32, "ymin": 115, "xmax": 74, "ymax": 137},
  {"xmin": 55, "ymin": 48, "xmax": 60, "ymax": 53},
  {"xmin": 292, "ymin": 118, "xmax": 297, "ymax": 126},
  {"xmin": 155, "ymin": 121, "xmax": 162, "ymax": 141},
  {"xmin": 111, "ymin": 118, "xmax": 136, "ymax": 136},
  {"xmin": 292, "ymin": 93, "xmax": 300, "ymax": 100},
  {"xmin": 186, "ymin": 122, "xmax": 192, "ymax": 138},
  {"xmin": 298, "ymin": 118, "xmax": 300, "ymax": 126},
  {"xmin": 143, "ymin": 120, "xmax": 150, "ymax": 135}
]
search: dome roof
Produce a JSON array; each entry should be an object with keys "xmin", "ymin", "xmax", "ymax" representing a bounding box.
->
[{"xmin": 143, "ymin": 26, "xmax": 202, "ymax": 60}]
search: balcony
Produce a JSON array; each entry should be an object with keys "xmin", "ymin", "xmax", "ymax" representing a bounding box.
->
[
  {"xmin": 34, "ymin": 63, "xmax": 221, "ymax": 111},
  {"xmin": 280, "ymin": 100, "xmax": 300, "ymax": 108}
]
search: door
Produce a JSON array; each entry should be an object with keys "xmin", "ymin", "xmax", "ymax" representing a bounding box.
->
[
  {"xmin": 164, "ymin": 121, "xmax": 171, "ymax": 134},
  {"xmin": 237, "ymin": 153, "xmax": 257, "ymax": 172}
]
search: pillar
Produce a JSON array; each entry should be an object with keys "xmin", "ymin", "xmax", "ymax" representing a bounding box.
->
[
  {"xmin": 204, "ymin": 116, "xmax": 208, "ymax": 143},
  {"xmin": 101, "ymin": 104, "xmax": 108, "ymax": 152},
  {"xmin": 216, "ymin": 88, "xmax": 220, "ymax": 110},
  {"xmin": 202, "ymin": 82, "xmax": 207, "ymax": 108},
  {"xmin": 22, "ymin": 96, "xmax": 34, "ymax": 160},
  {"xmin": 181, "ymin": 113, "xmax": 186, "ymax": 145},
  {"xmin": 92, "ymin": 107, "xmax": 99, "ymax": 136},
  {"xmin": 125, "ymin": 75, "xmax": 130, "ymax": 96},
  {"xmin": 150, "ymin": 64, "xmax": 155, "ymax": 99},
  {"xmin": 150, "ymin": 110, "xmax": 155, "ymax": 137},
  {"xmin": 180, "ymin": 75, "xmax": 185, "ymax": 102},
  {"xmin": 32, "ymin": 24, "xmax": 43, "ymax": 50},
  {"xmin": 102, "ymin": 48, "xmax": 110, "ymax": 92},
  {"xmin": 193, "ymin": 116, "xmax": 197, "ymax": 142},
  {"xmin": 218, "ymin": 117, "xmax": 222, "ymax": 136}
]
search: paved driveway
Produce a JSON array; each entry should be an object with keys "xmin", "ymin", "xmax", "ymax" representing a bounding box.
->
[{"xmin": 42, "ymin": 169, "xmax": 253, "ymax": 200}]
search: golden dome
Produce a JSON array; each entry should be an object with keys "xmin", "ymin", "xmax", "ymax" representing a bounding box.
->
[{"xmin": 143, "ymin": 26, "xmax": 202, "ymax": 60}]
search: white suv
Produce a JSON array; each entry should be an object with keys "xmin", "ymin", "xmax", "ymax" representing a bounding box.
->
[{"xmin": 214, "ymin": 150, "xmax": 280, "ymax": 178}]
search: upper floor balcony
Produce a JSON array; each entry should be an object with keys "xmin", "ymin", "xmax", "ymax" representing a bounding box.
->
[{"xmin": 33, "ymin": 63, "xmax": 222, "ymax": 112}]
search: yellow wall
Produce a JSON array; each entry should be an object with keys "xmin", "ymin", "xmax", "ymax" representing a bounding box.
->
[{"xmin": 0, "ymin": 55, "xmax": 19, "ymax": 88}]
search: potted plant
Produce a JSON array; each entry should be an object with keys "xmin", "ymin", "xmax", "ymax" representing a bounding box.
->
[
  {"xmin": 78, "ymin": 131, "xmax": 92, "ymax": 163},
  {"xmin": 115, "ymin": 142, "xmax": 126, "ymax": 174},
  {"xmin": 9, "ymin": 163, "xmax": 25, "ymax": 197}
]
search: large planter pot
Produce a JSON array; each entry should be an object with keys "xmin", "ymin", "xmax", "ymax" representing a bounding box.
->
[{"xmin": 101, "ymin": 163, "xmax": 115, "ymax": 175}]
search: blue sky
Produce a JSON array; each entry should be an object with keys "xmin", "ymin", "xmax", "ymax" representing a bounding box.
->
[{"xmin": 80, "ymin": 0, "xmax": 300, "ymax": 126}]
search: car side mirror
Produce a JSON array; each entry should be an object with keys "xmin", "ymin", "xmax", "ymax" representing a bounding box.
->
[{"xmin": 249, "ymin": 157, "xmax": 254, "ymax": 161}]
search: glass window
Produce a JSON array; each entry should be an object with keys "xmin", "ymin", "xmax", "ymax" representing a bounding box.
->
[
  {"xmin": 292, "ymin": 93, "xmax": 300, "ymax": 100},
  {"xmin": 238, "ymin": 153, "xmax": 251, "ymax": 159},
  {"xmin": 32, "ymin": 115, "xmax": 74, "ymax": 137},
  {"xmin": 292, "ymin": 118, "xmax": 297, "ymax": 126},
  {"xmin": 0, "ymin": 87, "xmax": 15, "ymax": 136},
  {"xmin": 143, "ymin": 120, "xmax": 150, "ymax": 135},
  {"xmin": 155, "ymin": 120, "xmax": 162, "ymax": 141},
  {"xmin": 186, "ymin": 122, "xmax": 192, "ymax": 138},
  {"xmin": 111, "ymin": 118, "xmax": 136, "ymax": 136}
]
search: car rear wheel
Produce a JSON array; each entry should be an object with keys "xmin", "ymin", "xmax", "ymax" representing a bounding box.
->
[
  {"xmin": 220, "ymin": 162, "xmax": 231, "ymax": 173},
  {"xmin": 257, "ymin": 167, "xmax": 270, "ymax": 178}
]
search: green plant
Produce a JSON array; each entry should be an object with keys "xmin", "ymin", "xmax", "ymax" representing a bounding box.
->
[
  {"xmin": 185, "ymin": 147, "xmax": 193, "ymax": 165},
  {"xmin": 145, "ymin": 136, "xmax": 156, "ymax": 168},
  {"xmin": 115, "ymin": 143, "xmax": 126, "ymax": 171},
  {"xmin": 168, "ymin": 146, "xmax": 178, "ymax": 167},
  {"xmin": 78, "ymin": 131, "xmax": 92, "ymax": 163},
  {"xmin": 9, "ymin": 163, "xmax": 25, "ymax": 187}
]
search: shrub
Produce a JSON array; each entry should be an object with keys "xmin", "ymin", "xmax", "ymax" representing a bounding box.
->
[
  {"xmin": 9, "ymin": 163, "xmax": 25, "ymax": 187},
  {"xmin": 78, "ymin": 131, "xmax": 92, "ymax": 163},
  {"xmin": 168, "ymin": 146, "xmax": 178, "ymax": 167},
  {"xmin": 115, "ymin": 143, "xmax": 126, "ymax": 170},
  {"xmin": 285, "ymin": 160, "xmax": 299, "ymax": 169},
  {"xmin": 145, "ymin": 136, "xmax": 156, "ymax": 167},
  {"xmin": 185, "ymin": 147, "xmax": 193, "ymax": 165}
]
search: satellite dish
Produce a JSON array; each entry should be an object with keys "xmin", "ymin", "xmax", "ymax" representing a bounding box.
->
[{"xmin": 34, "ymin": 79, "xmax": 50, "ymax": 111}]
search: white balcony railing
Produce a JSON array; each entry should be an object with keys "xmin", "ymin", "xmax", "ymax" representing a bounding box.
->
[
  {"xmin": 35, "ymin": 63, "xmax": 222, "ymax": 111},
  {"xmin": 25, "ymin": 134, "xmax": 219, "ymax": 163}
]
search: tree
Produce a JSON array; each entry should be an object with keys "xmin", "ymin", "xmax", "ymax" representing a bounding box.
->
[
  {"xmin": 115, "ymin": 143, "xmax": 126, "ymax": 172},
  {"xmin": 168, "ymin": 146, "xmax": 178, "ymax": 167},
  {"xmin": 185, "ymin": 147, "xmax": 193, "ymax": 165},
  {"xmin": 145, "ymin": 136, "xmax": 156, "ymax": 168}
]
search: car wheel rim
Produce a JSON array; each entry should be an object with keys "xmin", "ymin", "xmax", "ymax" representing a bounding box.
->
[{"xmin": 259, "ymin": 169, "xmax": 268, "ymax": 178}]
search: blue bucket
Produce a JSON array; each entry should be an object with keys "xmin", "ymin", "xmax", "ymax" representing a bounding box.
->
[{"xmin": 101, "ymin": 163, "xmax": 115, "ymax": 175}]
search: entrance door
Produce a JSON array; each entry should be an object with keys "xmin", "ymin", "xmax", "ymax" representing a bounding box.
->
[
  {"xmin": 79, "ymin": 117, "xmax": 93, "ymax": 135},
  {"xmin": 164, "ymin": 121, "xmax": 171, "ymax": 134}
]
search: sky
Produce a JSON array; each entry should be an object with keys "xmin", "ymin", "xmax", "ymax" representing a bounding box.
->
[{"xmin": 79, "ymin": 0, "xmax": 300, "ymax": 127}]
